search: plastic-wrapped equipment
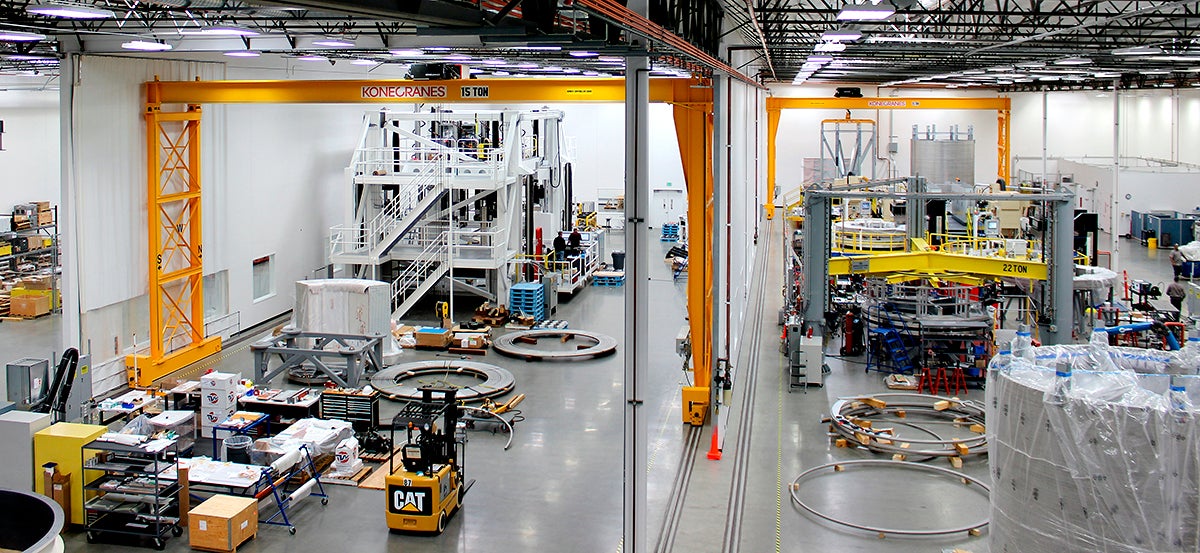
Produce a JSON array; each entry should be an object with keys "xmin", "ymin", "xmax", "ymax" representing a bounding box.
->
[
  {"xmin": 988, "ymin": 338, "xmax": 1200, "ymax": 553},
  {"xmin": 290, "ymin": 279, "xmax": 403, "ymax": 364}
]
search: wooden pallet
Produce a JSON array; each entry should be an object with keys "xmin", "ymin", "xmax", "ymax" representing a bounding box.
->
[
  {"xmin": 357, "ymin": 465, "xmax": 391, "ymax": 490},
  {"xmin": 321, "ymin": 465, "xmax": 372, "ymax": 486}
]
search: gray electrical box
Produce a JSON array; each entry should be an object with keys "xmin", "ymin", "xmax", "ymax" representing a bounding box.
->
[
  {"xmin": 6, "ymin": 358, "xmax": 49, "ymax": 410},
  {"xmin": 65, "ymin": 354, "xmax": 93, "ymax": 422}
]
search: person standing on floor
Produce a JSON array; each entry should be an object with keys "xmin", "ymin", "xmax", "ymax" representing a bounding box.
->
[
  {"xmin": 1170, "ymin": 245, "xmax": 1185, "ymax": 278},
  {"xmin": 1167, "ymin": 276, "xmax": 1186, "ymax": 312}
]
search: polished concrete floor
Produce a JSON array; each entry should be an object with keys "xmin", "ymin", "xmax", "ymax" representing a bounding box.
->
[{"xmin": 0, "ymin": 233, "xmax": 1178, "ymax": 552}]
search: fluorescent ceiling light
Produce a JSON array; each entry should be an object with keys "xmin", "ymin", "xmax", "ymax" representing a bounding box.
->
[
  {"xmin": 822, "ymin": 28, "xmax": 862, "ymax": 42},
  {"xmin": 562, "ymin": 68, "xmax": 580, "ymax": 74},
  {"xmin": 517, "ymin": 62, "xmax": 538, "ymax": 69},
  {"xmin": 1016, "ymin": 61, "xmax": 1045, "ymax": 68},
  {"xmin": 390, "ymin": 49, "xmax": 424, "ymax": 57},
  {"xmin": 1149, "ymin": 55, "xmax": 1200, "ymax": 62},
  {"xmin": 583, "ymin": 70, "xmax": 599, "ymax": 76},
  {"xmin": 482, "ymin": 58, "xmax": 506, "ymax": 65},
  {"xmin": 1093, "ymin": 71, "xmax": 1121, "ymax": 78},
  {"xmin": 468, "ymin": 68, "xmax": 483, "ymax": 74},
  {"xmin": 837, "ymin": 2, "xmax": 895, "ymax": 20},
  {"xmin": 1112, "ymin": 45, "xmax": 1162, "ymax": 55},
  {"xmin": 351, "ymin": 59, "xmax": 378, "ymax": 66},
  {"xmin": 996, "ymin": 80, "xmax": 1013, "ymax": 84},
  {"xmin": 26, "ymin": 2, "xmax": 114, "ymax": 19},
  {"xmin": 122, "ymin": 40, "xmax": 172, "ymax": 51},
  {"xmin": 807, "ymin": 55, "xmax": 834, "ymax": 63},
  {"xmin": 6, "ymin": 54, "xmax": 54, "ymax": 61},
  {"xmin": 962, "ymin": 69, "xmax": 984, "ymax": 75},
  {"xmin": 180, "ymin": 24, "xmax": 258, "ymax": 36},
  {"xmin": 815, "ymin": 42, "xmax": 847, "ymax": 52},
  {"xmin": 223, "ymin": 50, "xmax": 260, "ymax": 58},
  {"xmin": 598, "ymin": 56, "xmax": 622, "ymax": 63},
  {"xmin": 1053, "ymin": 57, "xmax": 1092, "ymax": 65},
  {"xmin": 801, "ymin": 62, "xmax": 823, "ymax": 70},
  {"xmin": 296, "ymin": 55, "xmax": 326, "ymax": 62},
  {"xmin": 424, "ymin": 47, "xmax": 451, "ymax": 51},
  {"xmin": 511, "ymin": 45, "xmax": 561, "ymax": 51},
  {"xmin": 569, "ymin": 51, "xmax": 598, "ymax": 57},
  {"xmin": 312, "ymin": 38, "xmax": 355, "ymax": 47},
  {"xmin": 866, "ymin": 35, "xmax": 953, "ymax": 44},
  {"xmin": 445, "ymin": 54, "xmax": 471, "ymax": 61},
  {"xmin": 1037, "ymin": 75, "xmax": 1061, "ymax": 81},
  {"xmin": 494, "ymin": 70, "xmax": 510, "ymax": 76},
  {"xmin": 0, "ymin": 30, "xmax": 47, "ymax": 41},
  {"xmin": 543, "ymin": 66, "xmax": 562, "ymax": 71},
  {"xmin": 1160, "ymin": 82, "xmax": 1175, "ymax": 87}
]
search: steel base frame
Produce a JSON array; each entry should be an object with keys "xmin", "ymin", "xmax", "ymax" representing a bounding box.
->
[{"xmin": 251, "ymin": 329, "xmax": 384, "ymax": 388}]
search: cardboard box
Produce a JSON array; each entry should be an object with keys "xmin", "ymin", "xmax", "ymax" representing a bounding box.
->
[
  {"xmin": 20, "ymin": 275, "xmax": 51, "ymax": 290},
  {"xmin": 201, "ymin": 372, "xmax": 238, "ymax": 392},
  {"xmin": 37, "ymin": 210, "xmax": 53, "ymax": 226},
  {"xmin": 200, "ymin": 405, "xmax": 237, "ymax": 428},
  {"xmin": 189, "ymin": 494, "xmax": 257, "ymax": 552},
  {"xmin": 32, "ymin": 201, "xmax": 50, "ymax": 211},
  {"xmin": 10, "ymin": 295, "xmax": 49, "ymax": 318},
  {"xmin": 414, "ymin": 327, "xmax": 452, "ymax": 348}
]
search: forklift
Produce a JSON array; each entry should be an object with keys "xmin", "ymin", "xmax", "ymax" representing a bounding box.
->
[{"xmin": 385, "ymin": 386, "xmax": 472, "ymax": 534}]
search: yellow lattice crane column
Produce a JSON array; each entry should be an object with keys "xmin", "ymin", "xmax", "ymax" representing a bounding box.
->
[{"xmin": 125, "ymin": 98, "xmax": 221, "ymax": 387}]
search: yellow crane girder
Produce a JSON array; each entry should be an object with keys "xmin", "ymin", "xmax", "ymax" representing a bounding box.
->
[{"xmin": 828, "ymin": 251, "xmax": 1047, "ymax": 281}]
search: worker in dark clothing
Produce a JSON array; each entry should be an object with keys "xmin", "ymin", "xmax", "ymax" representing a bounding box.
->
[
  {"xmin": 568, "ymin": 228, "xmax": 582, "ymax": 254},
  {"xmin": 1167, "ymin": 276, "xmax": 1186, "ymax": 312},
  {"xmin": 553, "ymin": 231, "xmax": 567, "ymax": 261}
]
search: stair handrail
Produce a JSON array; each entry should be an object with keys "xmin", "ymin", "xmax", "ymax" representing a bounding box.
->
[{"xmin": 391, "ymin": 231, "xmax": 449, "ymax": 304}]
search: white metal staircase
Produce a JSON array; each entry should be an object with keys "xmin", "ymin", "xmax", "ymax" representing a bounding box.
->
[
  {"xmin": 329, "ymin": 160, "xmax": 446, "ymax": 265},
  {"xmin": 389, "ymin": 231, "xmax": 449, "ymax": 319}
]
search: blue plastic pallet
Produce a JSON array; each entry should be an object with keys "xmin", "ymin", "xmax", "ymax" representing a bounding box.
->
[{"xmin": 593, "ymin": 275, "xmax": 625, "ymax": 287}]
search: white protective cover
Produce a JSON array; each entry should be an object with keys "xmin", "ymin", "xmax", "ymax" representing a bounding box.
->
[
  {"xmin": 291, "ymin": 279, "xmax": 402, "ymax": 364},
  {"xmin": 988, "ymin": 337, "xmax": 1200, "ymax": 553}
]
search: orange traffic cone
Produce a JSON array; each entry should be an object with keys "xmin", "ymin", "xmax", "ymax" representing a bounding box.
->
[{"xmin": 706, "ymin": 426, "xmax": 722, "ymax": 460}]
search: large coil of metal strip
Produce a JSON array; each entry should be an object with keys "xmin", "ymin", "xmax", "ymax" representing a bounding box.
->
[
  {"xmin": 370, "ymin": 360, "xmax": 515, "ymax": 402},
  {"xmin": 492, "ymin": 329, "xmax": 618, "ymax": 361}
]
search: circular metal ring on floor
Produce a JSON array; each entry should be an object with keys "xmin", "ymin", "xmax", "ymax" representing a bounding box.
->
[
  {"xmin": 789, "ymin": 459, "xmax": 990, "ymax": 537},
  {"xmin": 370, "ymin": 360, "xmax": 515, "ymax": 403},
  {"xmin": 492, "ymin": 329, "xmax": 618, "ymax": 361}
]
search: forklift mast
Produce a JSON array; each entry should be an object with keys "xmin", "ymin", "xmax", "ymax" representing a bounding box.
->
[{"xmin": 392, "ymin": 386, "xmax": 462, "ymax": 475}]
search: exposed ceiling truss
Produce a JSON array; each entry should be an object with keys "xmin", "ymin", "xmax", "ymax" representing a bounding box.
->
[{"xmin": 754, "ymin": 0, "xmax": 1200, "ymax": 88}]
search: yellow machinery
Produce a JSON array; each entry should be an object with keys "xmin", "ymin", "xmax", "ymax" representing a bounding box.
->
[{"xmin": 386, "ymin": 386, "xmax": 469, "ymax": 534}]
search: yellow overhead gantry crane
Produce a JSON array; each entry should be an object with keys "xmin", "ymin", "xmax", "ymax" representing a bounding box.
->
[
  {"xmin": 763, "ymin": 96, "xmax": 1012, "ymax": 220},
  {"xmin": 128, "ymin": 77, "xmax": 718, "ymax": 425}
]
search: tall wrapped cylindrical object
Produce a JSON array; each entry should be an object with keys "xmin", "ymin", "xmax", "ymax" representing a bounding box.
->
[{"xmin": 988, "ymin": 344, "xmax": 1200, "ymax": 553}]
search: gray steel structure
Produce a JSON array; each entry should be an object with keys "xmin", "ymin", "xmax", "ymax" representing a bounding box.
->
[
  {"xmin": 801, "ymin": 177, "xmax": 1076, "ymax": 344},
  {"xmin": 251, "ymin": 329, "xmax": 384, "ymax": 388}
]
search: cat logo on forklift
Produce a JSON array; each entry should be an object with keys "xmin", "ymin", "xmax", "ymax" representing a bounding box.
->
[{"xmin": 388, "ymin": 485, "xmax": 432, "ymax": 516}]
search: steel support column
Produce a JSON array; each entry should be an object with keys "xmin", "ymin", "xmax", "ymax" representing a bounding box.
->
[
  {"xmin": 802, "ymin": 192, "xmax": 830, "ymax": 335},
  {"xmin": 623, "ymin": 54, "xmax": 650, "ymax": 553},
  {"xmin": 1048, "ymin": 195, "xmax": 1077, "ymax": 344},
  {"xmin": 125, "ymin": 102, "xmax": 220, "ymax": 386}
]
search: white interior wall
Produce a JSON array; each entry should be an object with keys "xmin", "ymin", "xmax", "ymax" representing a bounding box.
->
[
  {"xmin": 0, "ymin": 79, "xmax": 60, "ymax": 210},
  {"xmin": 725, "ymin": 78, "xmax": 765, "ymax": 364}
]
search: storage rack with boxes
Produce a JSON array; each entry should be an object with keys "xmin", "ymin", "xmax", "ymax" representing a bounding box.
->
[{"xmin": 0, "ymin": 202, "xmax": 59, "ymax": 319}]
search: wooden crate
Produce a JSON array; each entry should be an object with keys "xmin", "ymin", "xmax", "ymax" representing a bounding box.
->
[{"xmin": 189, "ymin": 494, "xmax": 257, "ymax": 552}]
